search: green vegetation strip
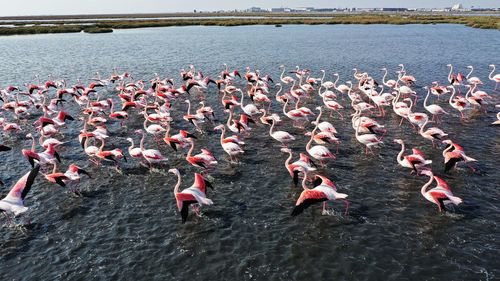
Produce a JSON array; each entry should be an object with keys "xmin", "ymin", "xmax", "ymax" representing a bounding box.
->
[{"xmin": 0, "ymin": 14, "xmax": 498, "ymax": 36}]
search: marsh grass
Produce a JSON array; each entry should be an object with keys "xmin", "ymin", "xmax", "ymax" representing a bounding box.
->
[{"xmin": 0, "ymin": 14, "xmax": 498, "ymax": 36}]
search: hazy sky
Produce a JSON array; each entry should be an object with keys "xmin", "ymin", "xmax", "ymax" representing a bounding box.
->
[{"xmin": 1, "ymin": 1, "xmax": 498, "ymax": 16}]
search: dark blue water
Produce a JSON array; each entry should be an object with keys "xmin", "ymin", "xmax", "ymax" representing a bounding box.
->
[{"xmin": 0, "ymin": 24, "xmax": 499, "ymax": 280}]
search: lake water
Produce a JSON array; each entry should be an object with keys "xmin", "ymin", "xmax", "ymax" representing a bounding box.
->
[{"xmin": 0, "ymin": 24, "xmax": 499, "ymax": 280}]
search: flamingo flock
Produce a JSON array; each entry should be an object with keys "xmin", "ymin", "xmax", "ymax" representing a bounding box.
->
[{"xmin": 0, "ymin": 63, "xmax": 498, "ymax": 225}]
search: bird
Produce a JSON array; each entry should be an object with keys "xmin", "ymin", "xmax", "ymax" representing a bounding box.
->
[
  {"xmin": 442, "ymin": 140, "xmax": 477, "ymax": 173},
  {"xmin": 268, "ymin": 118, "xmax": 295, "ymax": 147},
  {"xmin": 419, "ymin": 119, "xmax": 448, "ymax": 148},
  {"xmin": 185, "ymin": 139, "xmax": 218, "ymax": 170},
  {"xmin": 0, "ymin": 165, "xmax": 40, "ymax": 220},
  {"xmin": 394, "ymin": 139, "xmax": 432, "ymax": 174},
  {"xmin": 291, "ymin": 171, "xmax": 349, "ymax": 216},
  {"xmin": 488, "ymin": 64, "xmax": 500, "ymax": 90},
  {"xmin": 214, "ymin": 124, "xmax": 244, "ymax": 163},
  {"xmin": 306, "ymin": 107, "xmax": 335, "ymax": 166},
  {"xmin": 169, "ymin": 168, "xmax": 213, "ymax": 223},
  {"xmin": 420, "ymin": 170, "xmax": 462, "ymax": 212},
  {"xmin": 422, "ymin": 86, "xmax": 448, "ymax": 122}
]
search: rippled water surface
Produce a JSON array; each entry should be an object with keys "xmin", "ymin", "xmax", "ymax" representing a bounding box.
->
[{"xmin": 0, "ymin": 24, "xmax": 499, "ymax": 280}]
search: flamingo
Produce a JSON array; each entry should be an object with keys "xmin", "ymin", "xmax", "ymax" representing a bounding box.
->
[
  {"xmin": 137, "ymin": 130, "xmax": 167, "ymax": 168},
  {"xmin": 185, "ymin": 139, "xmax": 218, "ymax": 170},
  {"xmin": 42, "ymin": 163, "xmax": 90, "ymax": 195},
  {"xmin": 492, "ymin": 110, "xmax": 500, "ymax": 126},
  {"xmin": 442, "ymin": 140, "xmax": 477, "ymax": 173},
  {"xmin": 419, "ymin": 119, "xmax": 448, "ymax": 148},
  {"xmin": 279, "ymin": 65, "xmax": 295, "ymax": 84},
  {"xmin": 423, "ymin": 86, "xmax": 448, "ymax": 122},
  {"xmin": 163, "ymin": 129, "xmax": 196, "ymax": 152},
  {"xmin": 393, "ymin": 139, "xmax": 432, "ymax": 174},
  {"xmin": 465, "ymin": 65, "xmax": 483, "ymax": 85},
  {"xmin": 354, "ymin": 113, "xmax": 383, "ymax": 155},
  {"xmin": 107, "ymin": 98, "xmax": 128, "ymax": 126},
  {"xmin": 237, "ymin": 89, "xmax": 260, "ymax": 117},
  {"xmin": 0, "ymin": 165, "xmax": 40, "ymax": 220},
  {"xmin": 183, "ymin": 99, "xmax": 205, "ymax": 132},
  {"xmin": 404, "ymin": 97, "xmax": 428, "ymax": 128},
  {"xmin": 488, "ymin": 64, "xmax": 500, "ymax": 90},
  {"xmin": 306, "ymin": 107, "xmax": 335, "ymax": 166},
  {"xmin": 22, "ymin": 135, "xmax": 61, "ymax": 168},
  {"xmin": 281, "ymin": 147, "xmax": 316, "ymax": 186},
  {"xmin": 268, "ymin": 118, "xmax": 295, "ymax": 147},
  {"xmin": 214, "ymin": 124, "xmax": 244, "ymax": 163},
  {"xmin": 291, "ymin": 172, "xmax": 349, "ymax": 216},
  {"xmin": 282, "ymin": 97, "xmax": 308, "ymax": 127},
  {"xmin": 420, "ymin": 170, "xmax": 462, "ymax": 212},
  {"xmin": 126, "ymin": 134, "xmax": 144, "ymax": 160},
  {"xmin": 448, "ymin": 86, "xmax": 468, "ymax": 119},
  {"xmin": 95, "ymin": 137, "xmax": 127, "ymax": 171},
  {"xmin": 381, "ymin": 68, "xmax": 397, "ymax": 88},
  {"xmin": 465, "ymin": 85, "xmax": 487, "ymax": 113},
  {"xmin": 169, "ymin": 168, "xmax": 213, "ymax": 223}
]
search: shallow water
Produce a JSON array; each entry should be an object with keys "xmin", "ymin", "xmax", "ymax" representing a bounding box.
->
[{"xmin": 0, "ymin": 24, "xmax": 499, "ymax": 280}]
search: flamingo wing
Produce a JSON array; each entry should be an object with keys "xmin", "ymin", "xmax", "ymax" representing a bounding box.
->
[
  {"xmin": 8, "ymin": 165, "xmax": 40, "ymax": 200},
  {"xmin": 292, "ymin": 190, "xmax": 327, "ymax": 216}
]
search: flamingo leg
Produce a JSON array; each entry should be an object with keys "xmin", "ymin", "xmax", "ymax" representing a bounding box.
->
[{"xmin": 342, "ymin": 200, "xmax": 350, "ymax": 216}]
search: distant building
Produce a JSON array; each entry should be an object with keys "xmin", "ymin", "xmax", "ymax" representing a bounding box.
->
[
  {"xmin": 451, "ymin": 4, "xmax": 463, "ymax": 10},
  {"xmin": 271, "ymin": 8, "xmax": 286, "ymax": 12},
  {"xmin": 295, "ymin": 7, "xmax": 315, "ymax": 12},
  {"xmin": 246, "ymin": 7, "xmax": 268, "ymax": 12},
  {"xmin": 382, "ymin": 8, "xmax": 408, "ymax": 12},
  {"xmin": 313, "ymin": 8, "xmax": 336, "ymax": 12}
]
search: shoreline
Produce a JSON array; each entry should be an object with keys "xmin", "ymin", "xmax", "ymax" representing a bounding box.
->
[{"xmin": 0, "ymin": 14, "xmax": 498, "ymax": 36}]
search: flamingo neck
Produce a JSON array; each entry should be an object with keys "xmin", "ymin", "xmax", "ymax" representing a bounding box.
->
[
  {"xmin": 226, "ymin": 109, "xmax": 233, "ymax": 127},
  {"xmin": 128, "ymin": 139, "xmax": 135, "ymax": 153},
  {"xmin": 421, "ymin": 174, "xmax": 434, "ymax": 197},
  {"xmin": 442, "ymin": 143, "xmax": 454, "ymax": 158},
  {"xmin": 219, "ymin": 127, "xmax": 226, "ymax": 146},
  {"xmin": 419, "ymin": 119, "xmax": 428, "ymax": 134},
  {"xmin": 140, "ymin": 132, "xmax": 146, "ymax": 151},
  {"xmin": 285, "ymin": 150, "xmax": 292, "ymax": 174},
  {"xmin": 448, "ymin": 65, "xmax": 453, "ymax": 81},
  {"xmin": 275, "ymin": 84, "xmax": 283, "ymax": 99},
  {"xmin": 30, "ymin": 135, "xmax": 36, "ymax": 151},
  {"xmin": 186, "ymin": 100, "xmax": 191, "ymax": 115},
  {"xmin": 280, "ymin": 67, "xmax": 285, "ymax": 80},
  {"xmin": 295, "ymin": 97, "xmax": 301, "ymax": 110},
  {"xmin": 449, "ymin": 87, "xmax": 456, "ymax": 106},
  {"xmin": 307, "ymin": 109, "xmax": 321, "ymax": 150},
  {"xmin": 423, "ymin": 88, "xmax": 430, "ymax": 108},
  {"xmin": 396, "ymin": 142, "xmax": 405, "ymax": 165},
  {"xmin": 282, "ymin": 99, "xmax": 289, "ymax": 116},
  {"xmin": 333, "ymin": 75, "xmax": 339, "ymax": 87},
  {"xmin": 269, "ymin": 119, "xmax": 275, "ymax": 136},
  {"xmin": 173, "ymin": 173, "xmax": 181, "ymax": 195},
  {"xmin": 407, "ymin": 99, "xmax": 414, "ymax": 114},
  {"xmin": 489, "ymin": 65, "xmax": 496, "ymax": 80},
  {"xmin": 239, "ymin": 90, "xmax": 245, "ymax": 109},
  {"xmin": 99, "ymin": 138, "xmax": 105, "ymax": 151},
  {"xmin": 465, "ymin": 86, "xmax": 473, "ymax": 99},
  {"xmin": 187, "ymin": 140, "xmax": 194, "ymax": 158},
  {"xmin": 466, "ymin": 67, "xmax": 473, "ymax": 79},
  {"xmin": 382, "ymin": 69, "xmax": 388, "ymax": 84},
  {"xmin": 301, "ymin": 172, "xmax": 309, "ymax": 190}
]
